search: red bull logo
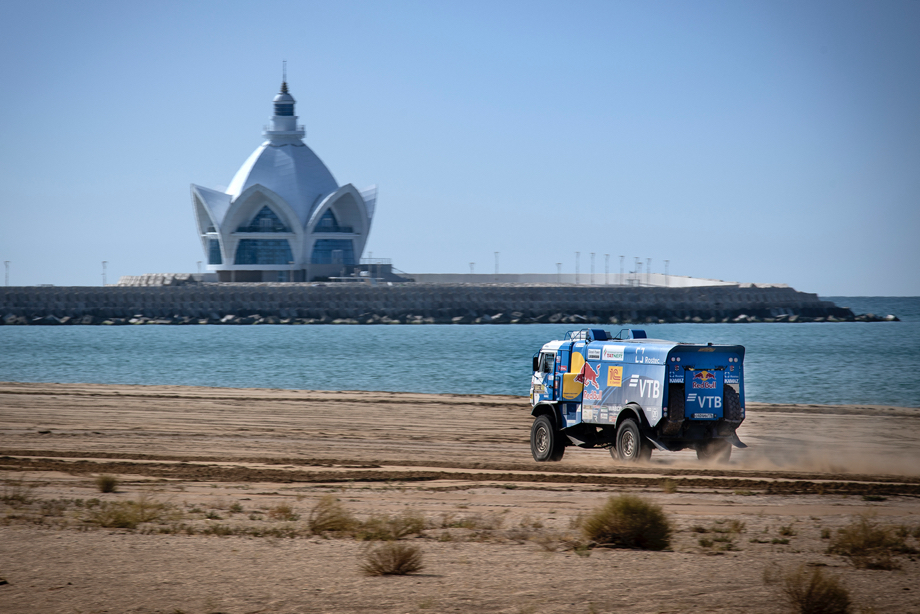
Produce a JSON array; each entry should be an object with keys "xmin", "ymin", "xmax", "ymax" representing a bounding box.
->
[
  {"xmin": 574, "ymin": 363, "xmax": 600, "ymax": 389},
  {"xmin": 692, "ymin": 370, "xmax": 717, "ymax": 389}
]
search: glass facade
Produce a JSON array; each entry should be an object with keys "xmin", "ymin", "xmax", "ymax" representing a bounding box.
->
[
  {"xmin": 237, "ymin": 206, "xmax": 291, "ymax": 233},
  {"xmin": 274, "ymin": 102, "xmax": 294, "ymax": 116},
  {"xmin": 234, "ymin": 239, "xmax": 294, "ymax": 265},
  {"xmin": 208, "ymin": 239, "xmax": 222, "ymax": 264},
  {"xmin": 314, "ymin": 209, "xmax": 353, "ymax": 233},
  {"xmin": 311, "ymin": 239, "xmax": 355, "ymax": 264}
]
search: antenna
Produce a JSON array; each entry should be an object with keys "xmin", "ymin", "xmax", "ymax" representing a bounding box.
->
[{"xmin": 283, "ymin": 60, "xmax": 287, "ymax": 83}]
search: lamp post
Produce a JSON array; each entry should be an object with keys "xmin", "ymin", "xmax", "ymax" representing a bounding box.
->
[
  {"xmin": 619, "ymin": 256, "xmax": 624, "ymax": 286},
  {"xmin": 3, "ymin": 261, "xmax": 8, "ymax": 286},
  {"xmin": 575, "ymin": 252, "xmax": 580, "ymax": 285},
  {"xmin": 469, "ymin": 262, "xmax": 475, "ymax": 275},
  {"xmin": 590, "ymin": 253, "xmax": 595, "ymax": 285},
  {"xmin": 494, "ymin": 252, "xmax": 499, "ymax": 276},
  {"xmin": 556, "ymin": 263, "xmax": 562, "ymax": 284},
  {"xmin": 605, "ymin": 254, "xmax": 609, "ymax": 285},
  {"xmin": 102, "ymin": 261, "xmax": 107, "ymax": 286},
  {"xmin": 665, "ymin": 260, "xmax": 669, "ymax": 287}
]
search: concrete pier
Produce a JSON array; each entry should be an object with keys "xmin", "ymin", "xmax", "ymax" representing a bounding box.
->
[{"xmin": 0, "ymin": 283, "xmax": 861, "ymax": 324}]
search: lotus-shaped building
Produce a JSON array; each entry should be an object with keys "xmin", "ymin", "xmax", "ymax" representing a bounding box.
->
[{"xmin": 191, "ymin": 81, "xmax": 376, "ymax": 282}]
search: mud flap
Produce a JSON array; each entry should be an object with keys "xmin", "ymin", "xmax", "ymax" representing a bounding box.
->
[
  {"xmin": 728, "ymin": 432, "xmax": 748, "ymax": 448},
  {"xmin": 645, "ymin": 435, "xmax": 671, "ymax": 452}
]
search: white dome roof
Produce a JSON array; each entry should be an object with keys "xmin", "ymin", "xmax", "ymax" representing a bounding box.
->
[{"xmin": 226, "ymin": 141, "xmax": 339, "ymax": 228}]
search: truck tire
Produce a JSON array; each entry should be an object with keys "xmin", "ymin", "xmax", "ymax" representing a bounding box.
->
[
  {"xmin": 616, "ymin": 418, "xmax": 650, "ymax": 462},
  {"xmin": 723, "ymin": 385, "xmax": 742, "ymax": 422},
  {"xmin": 531, "ymin": 415, "xmax": 565, "ymax": 462},
  {"xmin": 696, "ymin": 439, "xmax": 731, "ymax": 463}
]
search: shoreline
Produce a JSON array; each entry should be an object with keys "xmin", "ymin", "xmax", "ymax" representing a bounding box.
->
[{"xmin": 2, "ymin": 380, "xmax": 918, "ymax": 414}]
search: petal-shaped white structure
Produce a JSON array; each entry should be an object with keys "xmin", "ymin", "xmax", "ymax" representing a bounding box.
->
[{"xmin": 191, "ymin": 80, "xmax": 376, "ymax": 282}]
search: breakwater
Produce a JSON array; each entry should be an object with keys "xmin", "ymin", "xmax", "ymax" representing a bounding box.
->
[{"xmin": 0, "ymin": 283, "xmax": 875, "ymax": 325}]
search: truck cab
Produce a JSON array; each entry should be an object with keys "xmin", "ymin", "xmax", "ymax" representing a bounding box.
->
[{"xmin": 529, "ymin": 329, "xmax": 746, "ymax": 463}]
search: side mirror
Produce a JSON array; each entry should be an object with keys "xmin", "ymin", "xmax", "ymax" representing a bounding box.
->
[{"xmin": 532, "ymin": 356, "xmax": 539, "ymax": 372}]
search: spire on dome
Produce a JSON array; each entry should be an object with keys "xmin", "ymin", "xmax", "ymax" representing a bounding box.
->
[{"xmin": 265, "ymin": 64, "xmax": 305, "ymax": 140}]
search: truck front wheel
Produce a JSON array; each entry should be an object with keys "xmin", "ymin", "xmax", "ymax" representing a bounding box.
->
[
  {"xmin": 616, "ymin": 418, "xmax": 651, "ymax": 462},
  {"xmin": 531, "ymin": 415, "xmax": 565, "ymax": 462}
]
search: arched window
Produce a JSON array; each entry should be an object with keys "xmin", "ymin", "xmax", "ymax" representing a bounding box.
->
[
  {"xmin": 313, "ymin": 209, "xmax": 353, "ymax": 233},
  {"xmin": 237, "ymin": 206, "xmax": 290, "ymax": 233},
  {"xmin": 234, "ymin": 239, "xmax": 294, "ymax": 265},
  {"xmin": 208, "ymin": 239, "xmax": 222, "ymax": 264}
]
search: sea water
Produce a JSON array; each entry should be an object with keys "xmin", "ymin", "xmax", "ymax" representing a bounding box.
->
[{"xmin": 1, "ymin": 297, "xmax": 917, "ymax": 407}]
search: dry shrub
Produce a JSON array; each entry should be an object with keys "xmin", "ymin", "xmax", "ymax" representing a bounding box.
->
[
  {"xmin": 828, "ymin": 514, "xmax": 911, "ymax": 570},
  {"xmin": 84, "ymin": 495, "xmax": 173, "ymax": 529},
  {"xmin": 581, "ymin": 495, "xmax": 671, "ymax": 550},
  {"xmin": 775, "ymin": 565, "xmax": 852, "ymax": 614},
  {"xmin": 95, "ymin": 475, "xmax": 118, "ymax": 493},
  {"xmin": 1, "ymin": 477, "xmax": 35, "ymax": 505},
  {"xmin": 267, "ymin": 503, "xmax": 300, "ymax": 521},
  {"xmin": 360, "ymin": 542, "xmax": 424, "ymax": 576},
  {"xmin": 357, "ymin": 511, "xmax": 425, "ymax": 541},
  {"xmin": 307, "ymin": 495, "xmax": 355, "ymax": 535}
]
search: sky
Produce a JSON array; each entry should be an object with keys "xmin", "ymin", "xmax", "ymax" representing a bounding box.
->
[{"xmin": 1, "ymin": 0, "xmax": 918, "ymax": 296}]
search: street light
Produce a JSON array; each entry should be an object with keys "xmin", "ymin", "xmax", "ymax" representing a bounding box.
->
[
  {"xmin": 590, "ymin": 252, "xmax": 595, "ymax": 285},
  {"xmin": 3, "ymin": 261, "xmax": 8, "ymax": 287},
  {"xmin": 469, "ymin": 262, "xmax": 475, "ymax": 275},
  {"xmin": 494, "ymin": 252, "xmax": 499, "ymax": 276},
  {"xmin": 556, "ymin": 263, "xmax": 562, "ymax": 284},
  {"xmin": 102, "ymin": 261, "xmax": 107, "ymax": 286},
  {"xmin": 575, "ymin": 252, "xmax": 580, "ymax": 285}
]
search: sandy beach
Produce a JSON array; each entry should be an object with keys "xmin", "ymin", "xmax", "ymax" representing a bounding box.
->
[{"xmin": 2, "ymin": 382, "xmax": 919, "ymax": 613}]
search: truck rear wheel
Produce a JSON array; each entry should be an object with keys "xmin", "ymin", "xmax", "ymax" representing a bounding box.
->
[
  {"xmin": 696, "ymin": 439, "xmax": 731, "ymax": 463},
  {"xmin": 723, "ymin": 385, "xmax": 743, "ymax": 422},
  {"xmin": 616, "ymin": 418, "xmax": 650, "ymax": 462},
  {"xmin": 531, "ymin": 415, "xmax": 565, "ymax": 462}
]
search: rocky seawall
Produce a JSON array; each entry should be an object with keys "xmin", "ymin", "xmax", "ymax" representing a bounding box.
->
[{"xmin": 0, "ymin": 283, "xmax": 893, "ymax": 325}]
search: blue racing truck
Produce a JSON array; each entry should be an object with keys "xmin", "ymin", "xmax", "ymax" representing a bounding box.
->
[{"xmin": 530, "ymin": 329, "xmax": 746, "ymax": 463}]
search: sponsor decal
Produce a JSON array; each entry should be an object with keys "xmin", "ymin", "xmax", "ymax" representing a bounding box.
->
[
  {"xmin": 628, "ymin": 374, "xmax": 660, "ymax": 398},
  {"xmin": 533, "ymin": 384, "xmax": 546, "ymax": 393},
  {"xmin": 559, "ymin": 366, "xmax": 567, "ymax": 373},
  {"xmin": 725, "ymin": 376, "xmax": 740, "ymax": 384},
  {"xmin": 582, "ymin": 407, "xmax": 594, "ymax": 421},
  {"xmin": 693, "ymin": 413, "xmax": 716, "ymax": 419},
  {"xmin": 688, "ymin": 393, "xmax": 722, "ymax": 409},
  {"xmin": 583, "ymin": 390, "xmax": 602, "ymax": 402},
  {"xmin": 607, "ymin": 366, "xmax": 623, "ymax": 387},
  {"xmin": 692, "ymin": 370, "xmax": 717, "ymax": 390},
  {"xmin": 574, "ymin": 363, "xmax": 601, "ymax": 389},
  {"xmin": 602, "ymin": 345, "xmax": 625, "ymax": 361},
  {"xmin": 587, "ymin": 348, "xmax": 601, "ymax": 360},
  {"xmin": 600, "ymin": 410, "xmax": 608, "ymax": 421}
]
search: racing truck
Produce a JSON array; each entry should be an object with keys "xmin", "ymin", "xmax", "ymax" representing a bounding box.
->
[{"xmin": 530, "ymin": 329, "xmax": 746, "ymax": 463}]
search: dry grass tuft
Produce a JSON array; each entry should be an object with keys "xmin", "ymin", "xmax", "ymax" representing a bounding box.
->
[
  {"xmin": 768, "ymin": 565, "xmax": 852, "ymax": 614},
  {"xmin": 581, "ymin": 495, "xmax": 671, "ymax": 551},
  {"xmin": 307, "ymin": 495, "xmax": 355, "ymax": 535},
  {"xmin": 360, "ymin": 542, "xmax": 424, "ymax": 576},
  {"xmin": 1, "ymin": 477, "xmax": 35, "ymax": 506},
  {"xmin": 83, "ymin": 495, "xmax": 174, "ymax": 529},
  {"xmin": 356, "ymin": 511, "xmax": 425, "ymax": 541},
  {"xmin": 827, "ymin": 514, "xmax": 913, "ymax": 570},
  {"xmin": 95, "ymin": 475, "xmax": 118, "ymax": 493},
  {"xmin": 660, "ymin": 479, "xmax": 677, "ymax": 494},
  {"xmin": 267, "ymin": 503, "xmax": 300, "ymax": 521}
]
